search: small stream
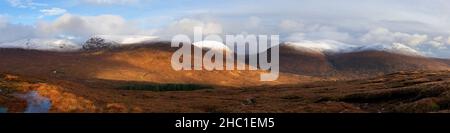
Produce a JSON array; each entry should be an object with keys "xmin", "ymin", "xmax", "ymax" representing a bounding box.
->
[{"xmin": 15, "ymin": 91, "xmax": 52, "ymax": 113}]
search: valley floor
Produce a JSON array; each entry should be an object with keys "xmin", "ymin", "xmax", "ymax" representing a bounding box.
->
[{"xmin": 1, "ymin": 70, "xmax": 449, "ymax": 113}]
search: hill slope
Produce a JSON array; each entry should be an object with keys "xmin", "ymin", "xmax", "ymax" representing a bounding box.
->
[
  {"xmin": 0, "ymin": 42, "xmax": 309, "ymax": 87},
  {"xmin": 278, "ymin": 46, "xmax": 449, "ymax": 78}
]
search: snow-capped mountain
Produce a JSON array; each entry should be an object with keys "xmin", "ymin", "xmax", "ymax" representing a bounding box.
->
[
  {"xmin": 0, "ymin": 35, "xmax": 159, "ymax": 51},
  {"xmin": 82, "ymin": 35, "xmax": 159, "ymax": 50},
  {"xmin": 283, "ymin": 40, "xmax": 423, "ymax": 56},
  {"xmin": 354, "ymin": 43, "xmax": 422, "ymax": 56},
  {"xmin": 0, "ymin": 36, "xmax": 426, "ymax": 57},
  {"xmin": 283, "ymin": 40, "xmax": 357, "ymax": 54},
  {"xmin": 91, "ymin": 35, "xmax": 159, "ymax": 45},
  {"xmin": 0, "ymin": 38, "xmax": 80, "ymax": 51},
  {"xmin": 192, "ymin": 40, "xmax": 231, "ymax": 52}
]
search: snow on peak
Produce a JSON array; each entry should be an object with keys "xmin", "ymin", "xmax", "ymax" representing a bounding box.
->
[
  {"xmin": 192, "ymin": 40, "xmax": 231, "ymax": 52},
  {"xmin": 355, "ymin": 43, "xmax": 423, "ymax": 56},
  {"xmin": 284, "ymin": 40, "xmax": 423, "ymax": 56},
  {"xmin": 92, "ymin": 35, "xmax": 159, "ymax": 45},
  {"xmin": 0, "ymin": 38, "xmax": 80, "ymax": 51},
  {"xmin": 0, "ymin": 35, "xmax": 159, "ymax": 51},
  {"xmin": 283, "ymin": 40, "xmax": 357, "ymax": 54}
]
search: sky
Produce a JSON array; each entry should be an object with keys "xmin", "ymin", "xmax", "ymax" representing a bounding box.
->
[{"xmin": 0, "ymin": 0, "xmax": 449, "ymax": 58}]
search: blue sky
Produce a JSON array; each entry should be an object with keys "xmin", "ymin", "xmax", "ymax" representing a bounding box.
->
[{"xmin": 0, "ymin": 0, "xmax": 450, "ymax": 58}]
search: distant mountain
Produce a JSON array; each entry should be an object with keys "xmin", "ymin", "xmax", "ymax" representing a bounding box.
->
[
  {"xmin": 90, "ymin": 35, "xmax": 159, "ymax": 45},
  {"xmin": 0, "ymin": 39, "xmax": 447, "ymax": 81},
  {"xmin": 282, "ymin": 41, "xmax": 423, "ymax": 56},
  {"xmin": 278, "ymin": 44, "xmax": 449, "ymax": 78},
  {"xmin": 283, "ymin": 40, "xmax": 356, "ymax": 54},
  {"xmin": 279, "ymin": 45, "xmax": 335, "ymax": 76},
  {"xmin": 328, "ymin": 51, "xmax": 449, "ymax": 78},
  {"xmin": 0, "ymin": 38, "xmax": 80, "ymax": 51},
  {"xmin": 82, "ymin": 35, "xmax": 159, "ymax": 50},
  {"xmin": 0, "ymin": 35, "xmax": 159, "ymax": 51},
  {"xmin": 353, "ymin": 43, "xmax": 422, "ymax": 56}
]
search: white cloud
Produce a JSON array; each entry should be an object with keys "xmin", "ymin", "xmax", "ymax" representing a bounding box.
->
[
  {"xmin": 82, "ymin": 0, "xmax": 141, "ymax": 5},
  {"xmin": 0, "ymin": 13, "xmax": 157, "ymax": 44},
  {"xmin": 1, "ymin": 0, "xmax": 450, "ymax": 57},
  {"xmin": 426, "ymin": 36, "xmax": 447, "ymax": 49},
  {"xmin": 360, "ymin": 28, "xmax": 428, "ymax": 47},
  {"xmin": 36, "ymin": 14, "xmax": 148, "ymax": 40},
  {"xmin": 0, "ymin": 15, "xmax": 7, "ymax": 28},
  {"xmin": 40, "ymin": 8, "xmax": 67, "ymax": 16},
  {"xmin": 159, "ymin": 18, "xmax": 222, "ymax": 39},
  {"xmin": 276, "ymin": 19, "xmax": 351, "ymax": 42},
  {"xmin": 284, "ymin": 32, "xmax": 305, "ymax": 42},
  {"xmin": 0, "ymin": 22, "xmax": 35, "ymax": 43},
  {"xmin": 0, "ymin": 13, "xmax": 161, "ymax": 51},
  {"xmin": 307, "ymin": 26, "xmax": 352, "ymax": 42},
  {"xmin": 6, "ymin": 0, "xmax": 46, "ymax": 9},
  {"xmin": 434, "ymin": 36, "xmax": 444, "ymax": 41},
  {"xmin": 279, "ymin": 20, "xmax": 304, "ymax": 32},
  {"xmin": 429, "ymin": 41, "xmax": 443, "ymax": 49},
  {"xmin": 447, "ymin": 37, "xmax": 450, "ymax": 45},
  {"xmin": 245, "ymin": 16, "xmax": 262, "ymax": 28},
  {"xmin": 0, "ymin": 16, "xmax": 35, "ymax": 43}
]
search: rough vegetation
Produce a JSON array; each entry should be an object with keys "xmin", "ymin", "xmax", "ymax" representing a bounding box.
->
[{"xmin": 1, "ymin": 70, "xmax": 448, "ymax": 113}]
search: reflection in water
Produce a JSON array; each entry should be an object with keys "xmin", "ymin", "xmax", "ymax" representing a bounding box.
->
[
  {"xmin": 0, "ymin": 107, "xmax": 7, "ymax": 113},
  {"xmin": 16, "ymin": 91, "xmax": 51, "ymax": 113}
]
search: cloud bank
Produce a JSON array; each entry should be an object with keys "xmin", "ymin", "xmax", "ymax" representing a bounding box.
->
[{"xmin": 0, "ymin": 0, "xmax": 449, "ymax": 58}]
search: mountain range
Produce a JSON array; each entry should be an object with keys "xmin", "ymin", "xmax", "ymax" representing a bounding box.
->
[
  {"xmin": 0, "ymin": 36, "xmax": 447, "ymax": 80},
  {"xmin": 279, "ymin": 44, "xmax": 449, "ymax": 79},
  {"xmin": 0, "ymin": 37, "xmax": 449, "ymax": 113}
]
